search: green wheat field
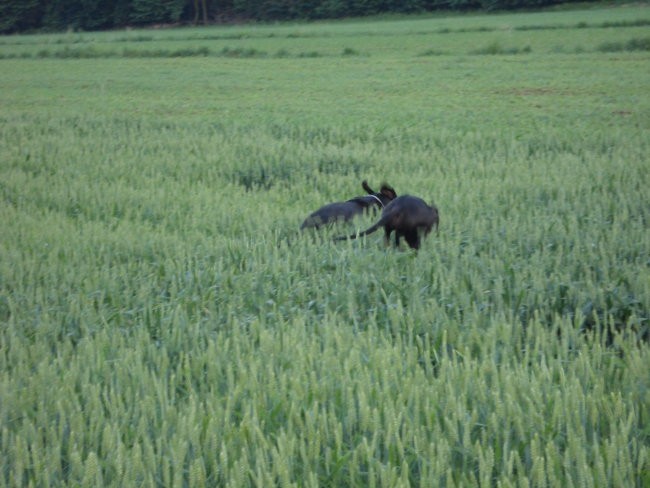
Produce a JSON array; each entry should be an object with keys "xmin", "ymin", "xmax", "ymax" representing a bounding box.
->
[{"xmin": 1, "ymin": 4, "xmax": 649, "ymax": 486}]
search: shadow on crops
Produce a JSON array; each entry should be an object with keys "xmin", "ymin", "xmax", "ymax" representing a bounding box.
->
[
  {"xmin": 596, "ymin": 37, "xmax": 650, "ymax": 53},
  {"xmin": 229, "ymin": 156, "xmax": 366, "ymax": 191},
  {"xmin": 520, "ymin": 282, "xmax": 649, "ymax": 348},
  {"xmin": 470, "ymin": 42, "xmax": 532, "ymax": 55}
]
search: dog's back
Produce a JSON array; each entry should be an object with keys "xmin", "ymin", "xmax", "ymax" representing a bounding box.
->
[{"xmin": 300, "ymin": 201, "xmax": 364, "ymax": 229}]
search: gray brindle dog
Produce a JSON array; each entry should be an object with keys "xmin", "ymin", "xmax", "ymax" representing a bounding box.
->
[{"xmin": 301, "ymin": 181, "xmax": 397, "ymax": 230}]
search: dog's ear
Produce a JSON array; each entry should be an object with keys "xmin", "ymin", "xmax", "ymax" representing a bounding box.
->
[
  {"xmin": 362, "ymin": 180, "xmax": 374, "ymax": 194},
  {"xmin": 380, "ymin": 184, "xmax": 396, "ymax": 200}
]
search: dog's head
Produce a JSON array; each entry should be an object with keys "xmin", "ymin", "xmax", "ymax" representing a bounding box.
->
[{"xmin": 362, "ymin": 180, "xmax": 397, "ymax": 206}]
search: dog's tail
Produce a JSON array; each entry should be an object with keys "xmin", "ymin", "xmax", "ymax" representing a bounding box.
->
[{"xmin": 333, "ymin": 220, "xmax": 383, "ymax": 242}]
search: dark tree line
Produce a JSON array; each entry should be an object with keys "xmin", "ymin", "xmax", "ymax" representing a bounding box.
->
[{"xmin": 0, "ymin": 0, "xmax": 586, "ymax": 34}]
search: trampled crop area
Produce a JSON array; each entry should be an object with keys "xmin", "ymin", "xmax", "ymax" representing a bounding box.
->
[{"xmin": 1, "ymin": 5, "xmax": 649, "ymax": 486}]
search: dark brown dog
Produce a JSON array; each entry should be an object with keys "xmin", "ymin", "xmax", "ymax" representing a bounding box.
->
[
  {"xmin": 300, "ymin": 181, "xmax": 397, "ymax": 230},
  {"xmin": 335, "ymin": 195, "xmax": 439, "ymax": 250}
]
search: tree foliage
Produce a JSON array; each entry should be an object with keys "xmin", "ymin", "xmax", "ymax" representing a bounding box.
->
[{"xmin": 0, "ymin": 0, "xmax": 590, "ymax": 33}]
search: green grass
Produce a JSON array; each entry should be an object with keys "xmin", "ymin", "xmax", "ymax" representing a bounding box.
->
[{"xmin": 1, "ymin": 4, "xmax": 649, "ymax": 487}]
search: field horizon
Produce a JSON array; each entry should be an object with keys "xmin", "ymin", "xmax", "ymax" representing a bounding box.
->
[{"xmin": 1, "ymin": 4, "xmax": 649, "ymax": 486}]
